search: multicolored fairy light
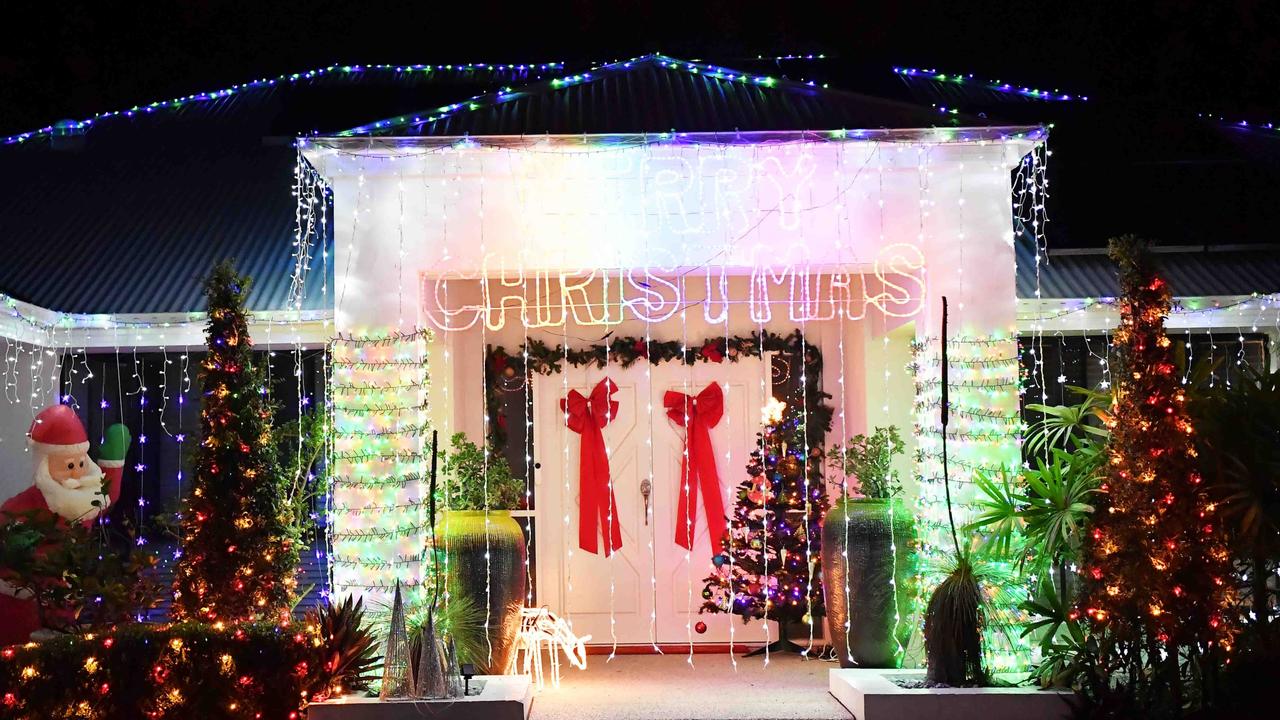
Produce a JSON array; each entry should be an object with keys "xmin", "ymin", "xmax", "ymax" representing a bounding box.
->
[
  {"xmin": 329, "ymin": 329, "xmax": 433, "ymax": 601},
  {"xmin": 1077, "ymin": 237, "xmax": 1236, "ymax": 659}
]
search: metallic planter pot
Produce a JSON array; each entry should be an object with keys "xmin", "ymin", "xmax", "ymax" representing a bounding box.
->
[
  {"xmin": 435, "ymin": 510, "xmax": 528, "ymax": 674},
  {"xmin": 821, "ymin": 498, "xmax": 915, "ymax": 668}
]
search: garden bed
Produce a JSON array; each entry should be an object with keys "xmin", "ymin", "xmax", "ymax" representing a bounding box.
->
[{"xmin": 829, "ymin": 669, "xmax": 1073, "ymax": 720}]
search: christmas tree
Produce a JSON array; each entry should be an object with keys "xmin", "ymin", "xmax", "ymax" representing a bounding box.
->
[
  {"xmin": 700, "ymin": 397, "xmax": 828, "ymax": 647},
  {"xmin": 1077, "ymin": 237, "xmax": 1235, "ymax": 690},
  {"xmin": 173, "ymin": 261, "xmax": 298, "ymax": 622}
]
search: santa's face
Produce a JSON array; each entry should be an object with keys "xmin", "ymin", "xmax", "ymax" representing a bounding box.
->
[
  {"xmin": 46, "ymin": 451, "xmax": 95, "ymax": 487},
  {"xmin": 34, "ymin": 453, "xmax": 107, "ymax": 522}
]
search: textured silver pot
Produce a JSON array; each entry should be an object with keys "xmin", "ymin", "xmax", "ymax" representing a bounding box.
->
[
  {"xmin": 435, "ymin": 510, "xmax": 527, "ymax": 674},
  {"xmin": 821, "ymin": 498, "xmax": 915, "ymax": 668}
]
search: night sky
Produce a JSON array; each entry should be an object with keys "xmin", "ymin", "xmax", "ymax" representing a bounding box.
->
[{"xmin": 4, "ymin": 1, "xmax": 1279, "ymax": 248}]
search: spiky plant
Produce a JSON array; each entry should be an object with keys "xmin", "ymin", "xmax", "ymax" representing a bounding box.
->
[
  {"xmin": 924, "ymin": 554, "xmax": 985, "ymax": 685},
  {"xmin": 407, "ymin": 594, "xmax": 488, "ymax": 667},
  {"xmin": 309, "ymin": 594, "xmax": 381, "ymax": 693}
]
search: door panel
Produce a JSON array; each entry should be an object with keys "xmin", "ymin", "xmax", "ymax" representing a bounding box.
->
[
  {"xmin": 652, "ymin": 360, "xmax": 765, "ymax": 644},
  {"xmin": 534, "ymin": 357, "xmax": 768, "ymax": 646},
  {"xmin": 534, "ymin": 365, "xmax": 655, "ymax": 645}
]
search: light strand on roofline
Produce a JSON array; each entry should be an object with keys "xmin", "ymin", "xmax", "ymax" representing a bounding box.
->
[{"xmin": 3, "ymin": 61, "xmax": 566, "ymax": 146}]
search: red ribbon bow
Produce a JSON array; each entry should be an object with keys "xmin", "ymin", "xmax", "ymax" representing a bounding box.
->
[
  {"xmin": 664, "ymin": 382, "xmax": 727, "ymax": 552},
  {"xmin": 562, "ymin": 378, "xmax": 623, "ymax": 556}
]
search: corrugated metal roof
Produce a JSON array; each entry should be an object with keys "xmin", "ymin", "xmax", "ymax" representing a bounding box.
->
[
  {"xmin": 1016, "ymin": 238, "xmax": 1280, "ymax": 298},
  {"xmin": 349, "ymin": 54, "xmax": 973, "ymax": 137},
  {"xmin": 0, "ymin": 67, "xmax": 556, "ymax": 315},
  {"xmin": 0, "ymin": 55, "xmax": 982, "ymax": 314}
]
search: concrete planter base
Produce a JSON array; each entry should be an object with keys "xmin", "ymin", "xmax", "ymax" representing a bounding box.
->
[
  {"xmin": 309, "ymin": 675, "xmax": 532, "ymax": 720},
  {"xmin": 829, "ymin": 669, "xmax": 1073, "ymax": 720}
]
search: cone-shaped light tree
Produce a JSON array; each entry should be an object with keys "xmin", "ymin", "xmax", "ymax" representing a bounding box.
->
[
  {"xmin": 173, "ymin": 261, "xmax": 298, "ymax": 622},
  {"xmin": 1077, "ymin": 237, "xmax": 1235, "ymax": 679}
]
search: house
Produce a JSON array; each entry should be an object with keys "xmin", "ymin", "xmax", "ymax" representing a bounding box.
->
[{"xmin": 0, "ymin": 54, "xmax": 1274, "ymax": 664}]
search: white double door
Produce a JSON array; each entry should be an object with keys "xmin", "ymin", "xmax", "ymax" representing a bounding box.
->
[{"xmin": 533, "ymin": 357, "xmax": 767, "ymax": 646}]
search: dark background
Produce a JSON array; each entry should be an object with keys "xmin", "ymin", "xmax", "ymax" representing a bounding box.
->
[{"xmin": 3, "ymin": 0, "xmax": 1280, "ymax": 248}]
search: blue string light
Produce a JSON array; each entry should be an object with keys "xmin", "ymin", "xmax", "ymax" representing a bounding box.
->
[
  {"xmin": 1, "ymin": 61, "xmax": 566, "ymax": 147},
  {"xmin": 893, "ymin": 65, "xmax": 1088, "ymax": 102}
]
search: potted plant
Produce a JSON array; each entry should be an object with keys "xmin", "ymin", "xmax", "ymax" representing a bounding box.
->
[
  {"xmin": 433, "ymin": 432, "xmax": 527, "ymax": 674},
  {"xmin": 822, "ymin": 426, "xmax": 916, "ymax": 668}
]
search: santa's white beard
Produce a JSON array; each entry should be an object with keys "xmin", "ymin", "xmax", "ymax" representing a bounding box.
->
[{"xmin": 33, "ymin": 456, "xmax": 108, "ymax": 522}]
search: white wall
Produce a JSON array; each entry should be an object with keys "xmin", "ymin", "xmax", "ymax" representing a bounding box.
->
[{"xmin": 309, "ymin": 133, "xmax": 1037, "ymax": 602}]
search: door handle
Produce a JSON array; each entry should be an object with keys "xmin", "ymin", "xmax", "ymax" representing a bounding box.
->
[{"xmin": 640, "ymin": 478, "xmax": 652, "ymax": 526}]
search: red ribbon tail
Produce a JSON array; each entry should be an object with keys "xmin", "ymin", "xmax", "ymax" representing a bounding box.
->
[
  {"xmin": 675, "ymin": 455, "xmax": 695, "ymax": 551},
  {"xmin": 578, "ymin": 428, "xmax": 602, "ymax": 555},
  {"xmin": 579, "ymin": 426, "xmax": 623, "ymax": 557}
]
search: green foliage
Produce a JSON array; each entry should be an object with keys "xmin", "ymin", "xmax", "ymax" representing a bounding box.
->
[
  {"xmin": 0, "ymin": 509, "xmax": 157, "ymax": 631},
  {"xmin": 274, "ymin": 405, "xmax": 332, "ymax": 553},
  {"xmin": 1024, "ymin": 385, "xmax": 1111, "ymax": 458},
  {"xmin": 969, "ymin": 377, "xmax": 1107, "ymax": 687},
  {"xmin": 305, "ymin": 594, "xmax": 381, "ymax": 691},
  {"xmin": 966, "ymin": 466, "xmax": 1023, "ymax": 561},
  {"xmin": 438, "ymin": 432, "xmax": 523, "ymax": 510},
  {"xmin": 0, "ymin": 620, "xmax": 361, "ymax": 719},
  {"xmin": 406, "ymin": 594, "xmax": 487, "ymax": 668},
  {"xmin": 1021, "ymin": 450, "xmax": 1101, "ymax": 573},
  {"xmin": 173, "ymin": 260, "xmax": 298, "ymax": 622},
  {"xmin": 1019, "ymin": 576, "xmax": 1089, "ymax": 688},
  {"xmin": 827, "ymin": 425, "xmax": 905, "ymax": 499},
  {"xmin": 1196, "ymin": 363, "xmax": 1280, "ymax": 562},
  {"xmin": 1194, "ymin": 361, "xmax": 1280, "ymax": 644}
]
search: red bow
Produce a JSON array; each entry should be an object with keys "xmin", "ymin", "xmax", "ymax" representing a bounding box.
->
[
  {"xmin": 664, "ymin": 383, "xmax": 727, "ymax": 553},
  {"xmin": 562, "ymin": 378, "xmax": 623, "ymax": 556}
]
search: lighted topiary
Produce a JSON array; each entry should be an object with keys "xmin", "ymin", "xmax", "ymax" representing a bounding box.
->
[
  {"xmin": 173, "ymin": 261, "xmax": 298, "ymax": 622},
  {"xmin": 1076, "ymin": 236, "xmax": 1236, "ymax": 705}
]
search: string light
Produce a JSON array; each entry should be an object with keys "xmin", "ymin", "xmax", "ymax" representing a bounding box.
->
[
  {"xmin": 329, "ymin": 330, "xmax": 432, "ymax": 600},
  {"xmin": 3, "ymin": 61, "xmax": 567, "ymax": 146},
  {"xmin": 893, "ymin": 65, "xmax": 1087, "ymax": 102}
]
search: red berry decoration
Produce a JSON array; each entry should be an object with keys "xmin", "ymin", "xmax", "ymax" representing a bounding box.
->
[{"xmin": 694, "ymin": 621, "xmax": 708, "ymax": 634}]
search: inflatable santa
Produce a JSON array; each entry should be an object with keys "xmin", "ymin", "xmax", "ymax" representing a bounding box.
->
[{"xmin": 0, "ymin": 404, "xmax": 130, "ymax": 646}]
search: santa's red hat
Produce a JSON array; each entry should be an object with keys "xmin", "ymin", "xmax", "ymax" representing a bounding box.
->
[{"xmin": 28, "ymin": 404, "xmax": 90, "ymax": 456}]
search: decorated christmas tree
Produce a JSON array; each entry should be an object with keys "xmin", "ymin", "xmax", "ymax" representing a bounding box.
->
[
  {"xmin": 700, "ymin": 397, "xmax": 828, "ymax": 650},
  {"xmin": 1077, "ymin": 237, "xmax": 1235, "ymax": 694},
  {"xmin": 173, "ymin": 261, "xmax": 298, "ymax": 622}
]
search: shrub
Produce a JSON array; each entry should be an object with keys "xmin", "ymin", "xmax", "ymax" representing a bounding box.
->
[{"xmin": 0, "ymin": 611, "xmax": 376, "ymax": 720}]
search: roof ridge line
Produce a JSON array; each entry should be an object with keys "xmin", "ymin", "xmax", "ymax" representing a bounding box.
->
[
  {"xmin": 2, "ymin": 60, "xmax": 570, "ymax": 147},
  {"xmin": 335, "ymin": 52, "xmax": 834, "ymax": 138}
]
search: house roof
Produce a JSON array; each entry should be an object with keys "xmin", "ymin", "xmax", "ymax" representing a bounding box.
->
[
  {"xmin": 7, "ymin": 52, "xmax": 1270, "ymax": 317},
  {"xmin": 0, "ymin": 54, "xmax": 992, "ymax": 315},
  {"xmin": 1016, "ymin": 240, "xmax": 1280, "ymax": 299},
  {"xmin": 341, "ymin": 54, "xmax": 972, "ymax": 137}
]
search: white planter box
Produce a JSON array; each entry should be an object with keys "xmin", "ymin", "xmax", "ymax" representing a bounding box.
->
[
  {"xmin": 829, "ymin": 669, "xmax": 1073, "ymax": 720},
  {"xmin": 308, "ymin": 675, "xmax": 532, "ymax": 720}
]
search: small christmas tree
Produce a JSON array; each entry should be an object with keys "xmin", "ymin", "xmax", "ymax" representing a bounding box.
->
[
  {"xmin": 1077, "ymin": 237, "xmax": 1235, "ymax": 695},
  {"xmin": 173, "ymin": 261, "xmax": 298, "ymax": 622},
  {"xmin": 700, "ymin": 397, "xmax": 828, "ymax": 651}
]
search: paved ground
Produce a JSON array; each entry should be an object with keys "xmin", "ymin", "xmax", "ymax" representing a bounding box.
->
[{"xmin": 529, "ymin": 653, "xmax": 851, "ymax": 720}]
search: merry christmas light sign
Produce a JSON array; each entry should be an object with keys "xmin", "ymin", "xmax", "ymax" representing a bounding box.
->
[{"xmin": 419, "ymin": 244, "xmax": 926, "ymax": 331}]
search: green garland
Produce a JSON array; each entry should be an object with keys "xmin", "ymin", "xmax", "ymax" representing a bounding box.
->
[{"xmin": 484, "ymin": 329, "xmax": 833, "ymax": 454}]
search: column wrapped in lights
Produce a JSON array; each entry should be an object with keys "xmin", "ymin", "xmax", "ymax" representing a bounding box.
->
[
  {"xmin": 910, "ymin": 334, "xmax": 1029, "ymax": 670},
  {"xmin": 329, "ymin": 329, "xmax": 433, "ymax": 606}
]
